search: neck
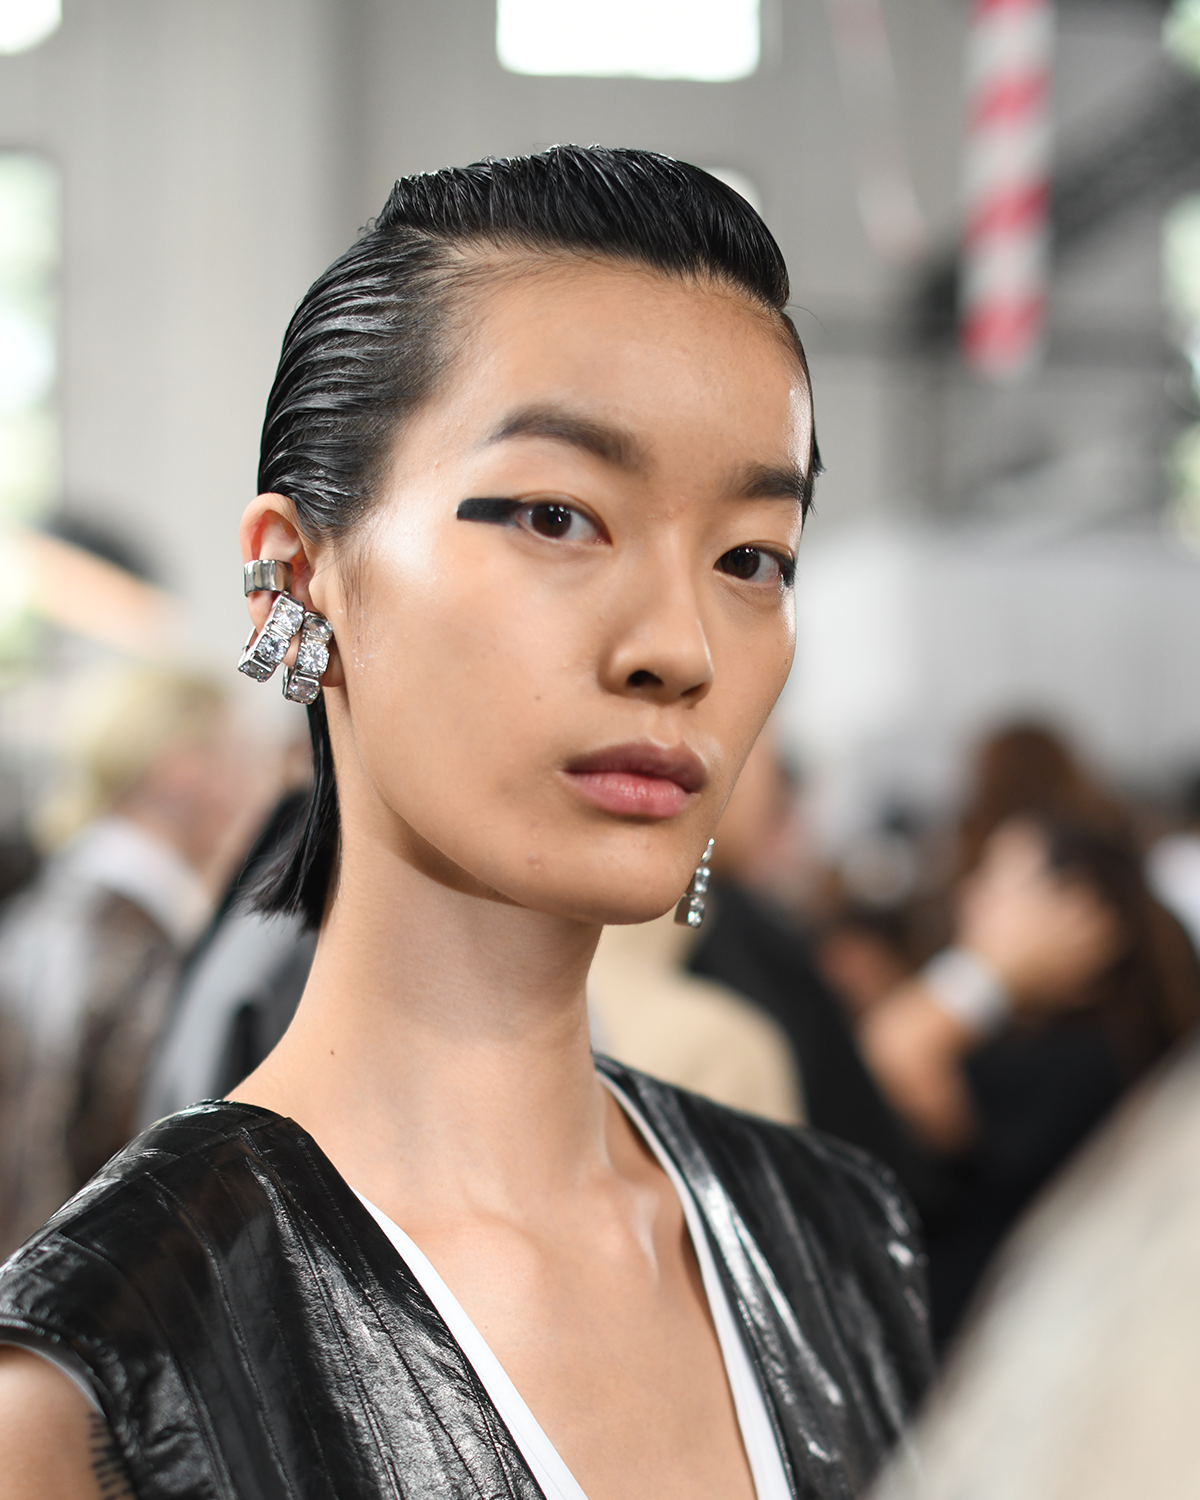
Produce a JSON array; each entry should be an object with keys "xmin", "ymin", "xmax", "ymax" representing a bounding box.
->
[{"xmin": 234, "ymin": 812, "xmax": 609, "ymax": 1219}]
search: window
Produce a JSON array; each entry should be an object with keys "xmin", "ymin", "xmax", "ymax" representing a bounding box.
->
[
  {"xmin": 497, "ymin": 0, "xmax": 760, "ymax": 82},
  {"xmin": 0, "ymin": 153, "xmax": 58, "ymax": 529},
  {"xmin": 1165, "ymin": 194, "xmax": 1200, "ymax": 547},
  {"xmin": 0, "ymin": 0, "xmax": 61, "ymax": 55}
]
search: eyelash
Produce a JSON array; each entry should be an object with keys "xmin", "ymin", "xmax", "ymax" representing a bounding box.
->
[
  {"xmin": 456, "ymin": 497, "xmax": 602, "ymax": 543},
  {"xmin": 456, "ymin": 498, "xmax": 795, "ymax": 588},
  {"xmin": 716, "ymin": 546, "xmax": 797, "ymax": 590}
]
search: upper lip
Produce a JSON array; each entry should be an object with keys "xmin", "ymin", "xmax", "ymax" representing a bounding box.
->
[{"xmin": 564, "ymin": 741, "xmax": 708, "ymax": 794}]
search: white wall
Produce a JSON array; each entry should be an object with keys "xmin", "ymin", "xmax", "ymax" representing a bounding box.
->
[{"xmin": 781, "ymin": 520, "xmax": 1200, "ymax": 849}]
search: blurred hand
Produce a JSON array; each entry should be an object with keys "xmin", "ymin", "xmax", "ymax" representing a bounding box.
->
[
  {"xmin": 859, "ymin": 983, "xmax": 979, "ymax": 1152},
  {"xmin": 957, "ymin": 820, "xmax": 1126, "ymax": 1009}
]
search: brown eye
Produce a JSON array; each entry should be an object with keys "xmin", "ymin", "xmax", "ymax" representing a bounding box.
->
[
  {"xmin": 515, "ymin": 500, "xmax": 602, "ymax": 545},
  {"xmin": 716, "ymin": 546, "xmax": 793, "ymax": 586},
  {"xmin": 530, "ymin": 503, "xmax": 573, "ymax": 537}
]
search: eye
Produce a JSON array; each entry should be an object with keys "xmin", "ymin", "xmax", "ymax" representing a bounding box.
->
[
  {"xmin": 716, "ymin": 546, "xmax": 795, "ymax": 588},
  {"xmin": 516, "ymin": 500, "xmax": 602, "ymax": 544}
]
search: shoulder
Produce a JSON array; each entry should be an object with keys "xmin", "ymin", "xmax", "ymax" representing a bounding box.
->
[
  {"xmin": 0, "ymin": 1101, "xmax": 373, "ymax": 1495},
  {"xmin": 0, "ymin": 1100, "xmax": 310, "ymax": 1346}
]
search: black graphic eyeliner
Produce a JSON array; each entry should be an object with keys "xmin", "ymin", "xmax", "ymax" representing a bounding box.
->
[{"xmin": 457, "ymin": 498, "xmax": 521, "ymax": 523}]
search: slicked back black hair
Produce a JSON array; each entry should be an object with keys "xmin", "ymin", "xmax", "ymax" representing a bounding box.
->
[{"xmin": 253, "ymin": 144, "xmax": 817, "ymax": 928}]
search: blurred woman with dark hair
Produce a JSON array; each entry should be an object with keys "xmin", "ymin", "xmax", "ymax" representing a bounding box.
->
[
  {"xmin": 861, "ymin": 804, "xmax": 1200, "ymax": 1344},
  {"xmin": 956, "ymin": 721, "xmax": 1127, "ymax": 875}
]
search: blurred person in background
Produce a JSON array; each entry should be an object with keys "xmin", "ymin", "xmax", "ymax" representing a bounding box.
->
[
  {"xmin": 860, "ymin": 807, "xmax": 1200, "ymax": 1345},
  {"xmin": 814, "ymin": 905, "xmax": 913, "ymax": 1020},
  {"xmin": 0, "ymin": 666, "xmax": 260, "ymax": 1252},
  {"xmin": 956, "ymin": 721, "xmax": 1124, "ymax": 875},
  {"xmin": 138, "ymin": 753, "xmax": 316, "ymax": 1123}
]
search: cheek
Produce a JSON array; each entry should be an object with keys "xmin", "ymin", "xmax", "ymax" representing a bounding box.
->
[
  {"xmin": 710, "ymin": 605, "xmax": 795, "ymax": 755},
  {"xmin": 341, "ymin": 547, "xmax": 580, "ymax": 824}
]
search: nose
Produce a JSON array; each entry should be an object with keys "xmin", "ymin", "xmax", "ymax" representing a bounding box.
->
[{"xmin": 599, "ymin": 559, "xmax": 714, "ymax": 705}]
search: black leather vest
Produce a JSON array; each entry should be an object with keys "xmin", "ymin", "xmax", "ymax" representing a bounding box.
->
[{"xmin": 0, "ymin": 1058, "xmax": 931, "ymax": 1498}]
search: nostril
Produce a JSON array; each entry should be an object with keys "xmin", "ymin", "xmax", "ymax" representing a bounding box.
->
[{"xmin": 627, "ymin": 669, "xmax": 663, "ymax": 689}]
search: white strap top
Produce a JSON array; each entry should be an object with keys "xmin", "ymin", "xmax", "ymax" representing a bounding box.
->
[{"xmin": 356, "ymin": 1075, "xmax": 791, "ymax": 1500}]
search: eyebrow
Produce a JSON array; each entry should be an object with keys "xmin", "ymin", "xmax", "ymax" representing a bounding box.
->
[
  {"xmin": 485, "ymin": 402, "xmax": 816, "ymax": 516},
  {"xmin": 734, "ymin": 462, "xmax": 808, "ymax": 505},
  {"xmin": 485, "ymin": 405, "xmax": 647, "ymax": 471}
]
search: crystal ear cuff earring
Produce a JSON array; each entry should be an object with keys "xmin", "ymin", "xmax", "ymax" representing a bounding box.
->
[
  {"xmin": 283, "ymin": 612, "xmax": 333, "ymax": 705},
  {"xmin": 675, "ymin": 838, "xmax": 715, "ymax": 929},
  {"xmin": 237, "ymin": 558, "xmax": 333, "ymax": 703}
]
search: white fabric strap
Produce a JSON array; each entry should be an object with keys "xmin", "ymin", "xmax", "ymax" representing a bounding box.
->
[{"xmin": 922, "ymin": 947, "xmax": 1011, "ymax": 1035}]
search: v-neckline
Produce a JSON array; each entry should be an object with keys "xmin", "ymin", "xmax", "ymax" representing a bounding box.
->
[{"xmin": 352, "ymin": 1074, "xmax": 792, "ymax": 1500}]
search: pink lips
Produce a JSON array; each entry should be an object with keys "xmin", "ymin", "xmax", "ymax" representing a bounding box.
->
[{"xmin": 563, "ymin": 742, "xmax": 707, "ymax": 820}]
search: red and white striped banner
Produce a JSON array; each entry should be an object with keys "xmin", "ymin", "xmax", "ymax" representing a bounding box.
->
[{"xmin": 960, "ymin": 0, "xmax": 1055, "ymax": 380}]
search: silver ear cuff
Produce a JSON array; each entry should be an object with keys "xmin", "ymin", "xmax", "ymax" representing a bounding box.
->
[
  {"xmin": 237, "ymin": 558, "xmax": 332, "ymax": 702},
  {"xmin": 675, "ymin": 838, "xmax": 715, "ymax": 929}
]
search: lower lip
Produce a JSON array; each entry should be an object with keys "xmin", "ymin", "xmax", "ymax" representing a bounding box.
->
[{"xmin": 564, "ymin": 770, "xmax": 695, "ymax": 819}]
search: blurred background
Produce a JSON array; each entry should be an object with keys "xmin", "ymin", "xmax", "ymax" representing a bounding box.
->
[{"xmin": 2, "ymin": 0, "xmax": 1200, "ymax": 1394}]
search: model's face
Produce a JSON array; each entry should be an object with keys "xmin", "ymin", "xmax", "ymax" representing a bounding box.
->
[{"xmin": 314, "ymin": 259, "xmax": 811, "ymax": 923}]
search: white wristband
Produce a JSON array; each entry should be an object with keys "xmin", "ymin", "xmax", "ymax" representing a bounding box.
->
[{"xmin": 921, "ymin": 947, "xmax": 1011, "ymax": 1035}]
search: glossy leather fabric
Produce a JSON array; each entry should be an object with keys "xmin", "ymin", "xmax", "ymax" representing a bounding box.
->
[{"xmin": 0, "ymin": 1058, "xmax": 931, "ymax": 1499}]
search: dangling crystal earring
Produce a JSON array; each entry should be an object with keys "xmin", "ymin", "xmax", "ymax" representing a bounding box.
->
[
  {"xmin": 237, "ymin": 558, "xmax": 333, "ymax": 703},
  {"xmin": 282, "ymin": 611, "xmax": 333, "ymax": 705},
  {"xmin": 674, "ymin": 838, "xmax": 715, "ymax": 929}
]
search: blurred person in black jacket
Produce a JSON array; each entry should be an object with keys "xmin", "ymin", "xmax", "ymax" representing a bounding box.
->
[{"xmin": 861, "ymin": 809, "xmax": 1200, "ymax": 1345}]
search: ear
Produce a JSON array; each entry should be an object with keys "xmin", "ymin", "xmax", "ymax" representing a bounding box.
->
[{"xmin": 239, "ymin": 493, "xmax": 346, "ymax": 689}]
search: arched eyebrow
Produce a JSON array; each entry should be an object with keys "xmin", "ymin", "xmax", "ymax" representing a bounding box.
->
[
  {"xmin": 486, "ymin": 404, "xmax": 647, "ymax": 471},
  {"xmin": 486, "ymin": 401, "xmax": 815, "ymax": 516}
]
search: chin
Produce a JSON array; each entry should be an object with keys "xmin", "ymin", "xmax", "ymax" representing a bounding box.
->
[{"xmin": 515, "ymin": 870, "xmax": 687, "ymax": 927}]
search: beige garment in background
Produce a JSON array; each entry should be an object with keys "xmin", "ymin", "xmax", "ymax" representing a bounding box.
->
[
  {"xmin": 589, "ymin": 912, "xmax": 804, "ymax": 1125},
  {"xmin": 871, "ymin": 1034, "xmax": 1200, "ymax": 1500}
]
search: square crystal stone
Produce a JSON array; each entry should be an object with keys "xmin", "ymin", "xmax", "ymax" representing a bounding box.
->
[
  {"xmin": 266, "ymin": 593, "xmax": 306, "ymax": 637},
  {"xmin": 674, "ymin": 894, "xmax": 705, "ymax": 928},
  {"xmin": 690, "ymin": 866, "xmax": 711, "ymax": 896},
  {"xmin": 283, "ymin": 669, "xmax": 320, "ymax": 705},
  {"xmin": 252, "ymin": 629, "xmax": 290, "ymax": 669},
  {"xmin": 237, "ymin": 652, "xmax": 274, "ymax": 682},
  {"xmin": 302, "ymin": 612, "xmax": 333, "ymax": 643},
  {"xmin": 296, "ymin": 637, "xmax": 329, "ymax": 677}
]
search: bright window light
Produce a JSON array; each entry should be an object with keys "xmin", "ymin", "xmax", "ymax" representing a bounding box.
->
[
  {"xmin": 0, "ymin": 154, "xmax": 58, "ymax": 527},
  {"xmin": 0, "ymin": 0, "xmax": 60, "ymax": 56},
  {"xmin": 1165, "ymin": 0, "xmax": 1200, "ymax": 77},
  {"xmin": 497, "ymin": 0, "xmax": 759, "ymax": 82}
]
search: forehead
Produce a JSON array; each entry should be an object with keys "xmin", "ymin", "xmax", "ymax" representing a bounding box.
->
[{"xmin": 433, "ymin": 256, "xmax": 812, "ymax": 471}]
